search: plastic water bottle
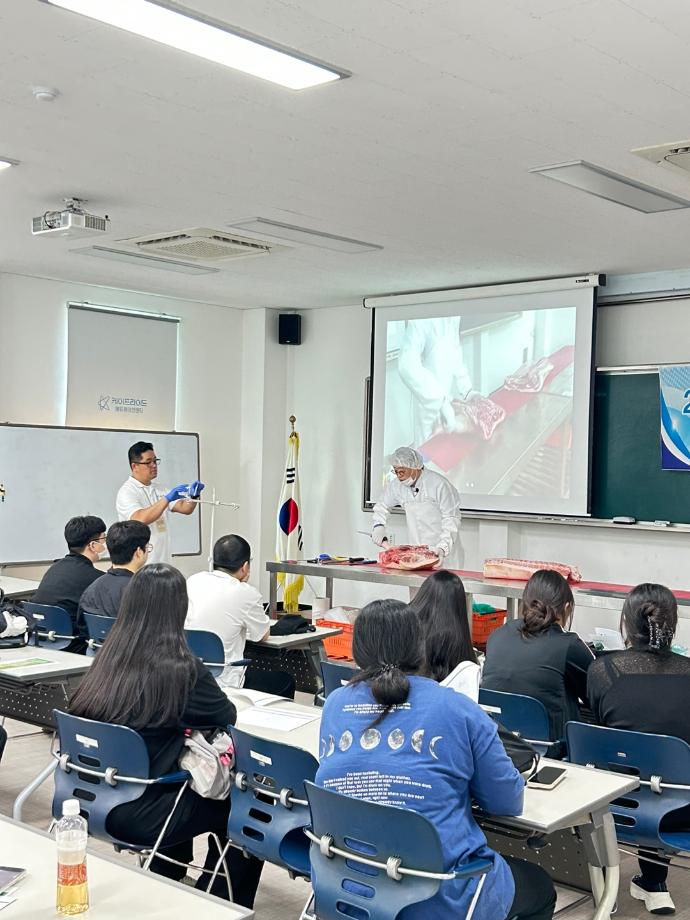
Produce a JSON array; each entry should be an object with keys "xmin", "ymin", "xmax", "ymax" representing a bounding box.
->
[{"xmin": 56, "ymin": 799, "xmax": 89, "ymax": 915}]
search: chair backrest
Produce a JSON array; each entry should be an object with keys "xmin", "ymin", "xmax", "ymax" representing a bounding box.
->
[
  {"xmin": 23, "ymin": 602, "xmax": 75, "ymax": 650},
  {"xmin": 53, "ymin": 710, "xmax": 152, "ymax": 843},
  {"xmin": 82, "ymin": 612, "xmax": 116, "ymax": 655},
  {"xmin": 479, "ymin": 688, "xmax": 552, "ymax": 750},
  {"xmin": 229, "ymin": 726, "xmax": 318, "ymax": 876},
  {"xmin": 305, "ymin": 781, "xmax": 445, "ymax": 920},
  {"xmin": 185, "ymin": 628, "xmax": 225, "ymax": 677},
  {"xmin": 566, "ymin": 721, "xmax": 690, "ymax": 850},
  {"xmin": 320, "ymin": 661, "xmax": 359, "ymax": 698}
]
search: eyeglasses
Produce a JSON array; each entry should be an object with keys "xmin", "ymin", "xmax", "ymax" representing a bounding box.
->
[
  {"xmin": 134, "ymin": 458, "xmax": 161, "ymax": 467},
  {"xmin": 90, "ymin": 537, "xmax": 106, "ymax": 547}
]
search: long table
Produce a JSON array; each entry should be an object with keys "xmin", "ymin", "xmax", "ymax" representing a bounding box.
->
[
  {"xmin": 0, "ymin": 815, "xmax": 253, "ymax": 919},
  {"xmin": 0, "ymin": 575, "xmax": 39, "ymax": 600},
  {"xmin": 0, "ymin": 645, "xmax": 91, "ymax": 729},
  {"xmin": 267, "ymin": 560, "xmax": 690, "ymax": 619},
  {"xmin": 225, "ymin": 688, "xmax": 636, "ymax": 920}
]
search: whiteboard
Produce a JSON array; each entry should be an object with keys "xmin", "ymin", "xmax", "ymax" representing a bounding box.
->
[{"xmin": 0, "ymin": 425, "xmax": 201, "ymax": 565}]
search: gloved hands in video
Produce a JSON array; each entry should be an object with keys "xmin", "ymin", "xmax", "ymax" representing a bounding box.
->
[{"xmin": 372, "ymin": 525, "xmax": 389, "ymax": 547}]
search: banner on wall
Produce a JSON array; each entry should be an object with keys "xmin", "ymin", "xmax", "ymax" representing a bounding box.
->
[
  {"xmin": 659, "ymin": 365, "xmax": 690, "ymax": 470},
  {"xmin": 276, "ymin": 422, "xmax": 304, "ymax": 612},
  {"xmin": 66, "ymin": 304, "xmax": 179, "ymax": 430}
]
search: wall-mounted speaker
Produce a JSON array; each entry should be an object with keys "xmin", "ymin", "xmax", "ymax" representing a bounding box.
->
[{"xmin": 279, "ymin": 313, "xmax": 302, "ymax": 345}]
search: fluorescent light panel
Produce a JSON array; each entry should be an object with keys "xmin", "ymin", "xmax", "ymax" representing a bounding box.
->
[
  {"xmin": 73, "ymin": 246, "xmax": 220, "ymax": 274},
  {"xmin": 43, "ymin": 0, "xmax": 346, "ymax": 90},
  {"xmin": 529, "ymin": 160, "xmax": 690, "ymax": 212},
  {"xmin": 228, "ymin": 218, "xmax": 383, "ymax": 253}
]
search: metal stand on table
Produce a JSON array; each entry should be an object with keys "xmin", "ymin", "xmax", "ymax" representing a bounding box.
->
[{"xmin": 183, "ymin": 488, "xmax": 239, "ymax": 571}]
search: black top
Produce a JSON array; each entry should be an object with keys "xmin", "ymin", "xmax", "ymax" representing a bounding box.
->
[
  {"xmin": 78, "ymin": 567, "xmax": 133, "ymax": 622},
  {"xmin": 588, "ymin": 648, "xmax": 690, "ymax": 744},
  {"xmin": 481, "ymin": 618, "xmax": 595, "ymax": 740},
  {"xmin": 102, "ymin": 658, "xmax": 237, "ymax": 843},
  {"xmin": 32, "ymin": 552, "xmax": 104, "ymax": 631}
]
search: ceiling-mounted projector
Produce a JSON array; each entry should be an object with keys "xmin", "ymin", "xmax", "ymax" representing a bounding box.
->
[{"xmin": 31, "ymin": 198, "xmax": 110, "ymax": 238}]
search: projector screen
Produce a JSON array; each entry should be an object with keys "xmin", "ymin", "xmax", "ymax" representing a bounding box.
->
[{"xmin": 367, "ymin": 276, "xmax": 598, "ymax": 516}]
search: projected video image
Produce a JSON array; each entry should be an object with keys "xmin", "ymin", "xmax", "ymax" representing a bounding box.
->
[{"xmin": 383, "ymin": 308, "xmax": 576, "ymax": 499}]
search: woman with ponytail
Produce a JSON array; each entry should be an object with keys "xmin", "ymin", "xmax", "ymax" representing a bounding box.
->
[
  {"xmin": 588, "ymin": 583, "xmax": 690, "ymax": 914},
  {"xmin": 481, "ymin": 569, "xmax": 594, "ymax": 741},
  {"xmin": 316, "ymin": 599, "xmax": 556, "ymax": 920}
]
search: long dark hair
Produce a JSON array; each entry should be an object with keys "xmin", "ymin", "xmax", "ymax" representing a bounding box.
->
[
  {"xmin": 621, "ymin": 583, "xmax": 677, "ymax": 652},
  {"xmin": 520, "ymin": 569, "xmax": 574, "ymax": 637},
  {"xmin": 350, "ymin": 599, "xmax": 422, "ymax": 726},
  {"xmin": 70, "ymin": 564, "xmax": 197, "ymax": 729},
  {"xmin": 409, "ymin": 570, "xmax": 477, "ymax": 681}
]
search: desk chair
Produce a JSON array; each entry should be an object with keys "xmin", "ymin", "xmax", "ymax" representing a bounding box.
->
[
  {"xmin": 302, "ymin": 781, "xmax": 492, "ymax": 920},
  {"xmin": 82, "ymin": 612, "xmax": 115, "ymax": 656},
  {"xmin": 566, "ymin": 721, "xmax": 690, "ymax": 854},
  {"xmin": 184, "ymin": 628, "xmax": 251, "ymax": 681},
  {"xmin": 479, "ymin": 688, "xmax": 555, "ymax": 757},
  {"xmin": 320, "ymin": 661, "xmax": 358, "ymax": 699},
  {"xmin": 224, "ymin": 726, "xmax": 318, "ymax": 878},
  {"xmin": 52, "ymin": 709, "xmax": 231, "ymax": 891},
  {"xmin": 23, "ymin": 602, "xmax": 75, "ymax": 650}
]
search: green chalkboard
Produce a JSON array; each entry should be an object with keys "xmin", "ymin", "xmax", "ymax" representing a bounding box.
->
[{"xmin": 591, "ymin": 371, "xmax": 690, "ymax": 522}]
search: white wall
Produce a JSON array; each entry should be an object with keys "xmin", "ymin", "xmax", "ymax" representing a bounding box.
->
[{"xmin": 0, "ymin": 272, "xmax": 243, "ymax": 581}]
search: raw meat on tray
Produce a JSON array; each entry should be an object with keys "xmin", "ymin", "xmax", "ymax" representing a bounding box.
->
[
  {"xmin": 504, "ymin": 356, "xmax": 554, "ymax": 393},
  {"xmin": 379, "ymin": 545, "xmax": 440, "ymax": 570},
  {"xmin": 483, "ymin": 557, "xmax": 582, "ymax": 583}
]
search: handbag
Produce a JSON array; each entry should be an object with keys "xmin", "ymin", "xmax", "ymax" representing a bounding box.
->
[
  {"xmin": 497, "ymin": 724, "xmax": 540, "ymax": 778},
  {"xmin": 179, "ymin": 729, "xmax": 234, "ymax": 799},
  {"xmin": 0, "ymin": 590, "xmax": 33, "ymax": 649},
  {"xmin": 270, "ymin": 614, "xmax": 315, "ymax": 636}
]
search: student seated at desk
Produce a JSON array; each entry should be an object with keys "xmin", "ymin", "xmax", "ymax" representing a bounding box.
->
[
  {"xmin": 409, "ymin": 570, "xmax": 481, "ymax": 701},
  {"xmin": 588, "ymin": 583, "xmax": 690, "ymax": 915},
  {"xmin": 69, "ymin": 564, "xmax": 263, "ymax": 907},
  {"xmin": 186, "ymin": 534, "xmax": 295, "ymax": 698},
  {"xmin": 32, "ymin": 515, "xmax": 107, "ymax": 652},
  {"xmin": 481, "ymin": 570, "xmax": 594, "ymax": 742},
  {"xmin": 78, "ymin": 521, "xmax": 151, "ymax": 621},
  {"xmin": 316, "ymin": 599, "xmax": 556, "ymax": 920}
]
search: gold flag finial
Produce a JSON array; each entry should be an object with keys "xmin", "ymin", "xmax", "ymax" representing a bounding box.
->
[{"xmin": 289, "ymin": 415, "xmax": 296, "ymax": 433}]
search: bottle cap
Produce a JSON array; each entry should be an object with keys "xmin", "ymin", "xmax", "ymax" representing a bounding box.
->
[{"xmin": 62, "ymin": 799, "xmax": 81, "ymax": 817}]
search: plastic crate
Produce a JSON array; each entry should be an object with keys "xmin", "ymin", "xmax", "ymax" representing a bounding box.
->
[
  {"xmin": 316, "ymin": 618, "xmax": 354, "ymax": 660},
  {"xmin": 471, "ymin": 609, "xmax": 507, "ymax": 647}
]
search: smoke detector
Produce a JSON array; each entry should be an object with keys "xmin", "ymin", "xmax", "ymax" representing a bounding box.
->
[
  {"xmin": 32, "ymin": 198, "xmax": 110, "ymax": 237},
  {"xmin": 632, "ymin": 140, "xmax": 690, "ymax": 174}
]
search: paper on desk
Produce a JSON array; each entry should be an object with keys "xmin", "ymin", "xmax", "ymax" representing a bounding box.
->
[
  {"xmin": 593, "ymin": 627, "xmax": 625, "ymax": 650},
  {"xmin": 240, "ymin": 708, "xmax": 320, "ymax": 732},
  {"xmin": 0, "ymin": 657, "xmax": 52, "ymax": 671},
  {"xmin": 227, "ymin": 688, "xmax": 280, "ymax": 706}
]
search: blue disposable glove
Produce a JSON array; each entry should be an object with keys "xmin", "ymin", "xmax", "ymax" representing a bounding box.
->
[
  {"xmin": 188, "ymin": 480, "xmax": 205, "ymax": 499},
  {"xmin": 165, "ymin": 484, "xmax": 189, "ymax": 502}
]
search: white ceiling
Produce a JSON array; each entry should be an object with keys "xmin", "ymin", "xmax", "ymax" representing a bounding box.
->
[{"xmin": 3, "ymin": 0, "xmax": 690, "ymax": 308}]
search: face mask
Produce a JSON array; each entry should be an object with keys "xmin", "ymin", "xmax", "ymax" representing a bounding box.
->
[{"xmin": 399, "ymin": 476, "xmax": 415, "ymax": 487}]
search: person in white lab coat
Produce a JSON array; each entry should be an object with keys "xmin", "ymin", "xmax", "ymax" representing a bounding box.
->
[
  {"xmin": 371, "ymin": 447, "xmax": 462, "ymax": 568},
  {"xmin": 397, "ymin": 317, "xmax": 474, "ymax": 443}
]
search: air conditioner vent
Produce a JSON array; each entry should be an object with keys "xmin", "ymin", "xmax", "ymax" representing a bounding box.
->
[
  {"xmin": 632, "ymin": 140, "xmax": 690, "ymax": 174},
  {"xmin": 130, "ymin": 227, "xmax": 271, "ymax": 261}
]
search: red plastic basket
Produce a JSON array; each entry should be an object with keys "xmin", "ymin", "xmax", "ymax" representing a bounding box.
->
[
  {"xmin": 316, "ymin": 618, "xmax": 354, "ymax": 660},
  {"xmin": 471, "ymin": 610, "xmax": 507, "ymax": 647}
]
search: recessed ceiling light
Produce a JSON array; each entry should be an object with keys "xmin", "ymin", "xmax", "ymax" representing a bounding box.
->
[
  {"xmin": 42, "ymin": 0, "xmax": 348, "ymax": 90},
  {"xmin": 72, "ymin": 246, "xmax": 220, "ymax": 274},
  {"xmin": 227, "ymin": 217, "xmax": 383, "ymax": 253},
  {"xmin": 529, "ymin": 160, "xmax": 690, "ymax": 213},
  {"xmin": 0, "ymin": 157, "xmax": 19, "ymax": 171}
]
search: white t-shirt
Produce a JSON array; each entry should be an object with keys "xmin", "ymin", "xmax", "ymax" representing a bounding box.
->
[
  {"xmin": 185, "ymin": 570, "xmax": 270, "ymax": 688},
  {"xmin": 116, "ymin": 475, "xmax": 171, "ymax": 565},
  {"xmin": 440, "ymin": 660, "xmax": 482, "ymax": 702}
]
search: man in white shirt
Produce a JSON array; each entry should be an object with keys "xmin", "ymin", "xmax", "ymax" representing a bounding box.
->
[
  {"xmin": 186, "ymin": 534, "xmax": 295, "ymax": 697},
  {"xmin": 116, "ymin": 441, "xmax": 203, "ymax": 565}
]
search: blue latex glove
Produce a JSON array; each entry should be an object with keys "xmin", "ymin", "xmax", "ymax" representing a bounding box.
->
[
  {"xmin": 188, "ymin": 480, "xmax": 205, "ymax": 499},
  {"xmin": 165, "ymin": 484, "xmax": 189, "ymax": 502}
]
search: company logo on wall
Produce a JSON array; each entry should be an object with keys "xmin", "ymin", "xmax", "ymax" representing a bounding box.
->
[{"xmin": 98, "ymin": 394, "xmax": 147, "ymax": 416}]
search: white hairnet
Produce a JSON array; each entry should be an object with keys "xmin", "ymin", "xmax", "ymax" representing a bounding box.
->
[{"xmin": 389, "ymin": 446, "xmax": 424, "ymax": 469}]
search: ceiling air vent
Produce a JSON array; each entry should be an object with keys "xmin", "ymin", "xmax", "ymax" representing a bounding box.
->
[
  {"xmin": 129, "ymin": 227, "xmax": 272, "ymax": 261},
  {"xmin": 632, "ymin": 140, "xmax": 690, "ymax": 175}
]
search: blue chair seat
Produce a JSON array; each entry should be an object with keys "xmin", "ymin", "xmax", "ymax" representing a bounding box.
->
[
  {"xmin": 320, "ymin": 660, "xmax": 359, "ymax": 699},
  {"xmin": 479, "ymin": 688, "xmax": 556, "ymax": 757},
  {"xmin": 82, "ymin": 612, "xmax": 116, "ymax": 655},
  {"xmin": 23, "ymin": 602, "xmax": 75, "ymax": 650}
]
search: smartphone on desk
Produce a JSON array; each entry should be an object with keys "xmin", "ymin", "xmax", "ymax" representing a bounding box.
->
[
  {"xmin": 526, "ymin": 766, "xmax": 567, "ymax": 791},
  {"xmin": 0, "ymin": 866, "xmax": 26, "ymax": 893}
]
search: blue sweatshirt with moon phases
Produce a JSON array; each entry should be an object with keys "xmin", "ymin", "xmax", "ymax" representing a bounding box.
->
[{"xmin": 315, "ymin": 676, "xmax": 524, "ymax": 920}]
